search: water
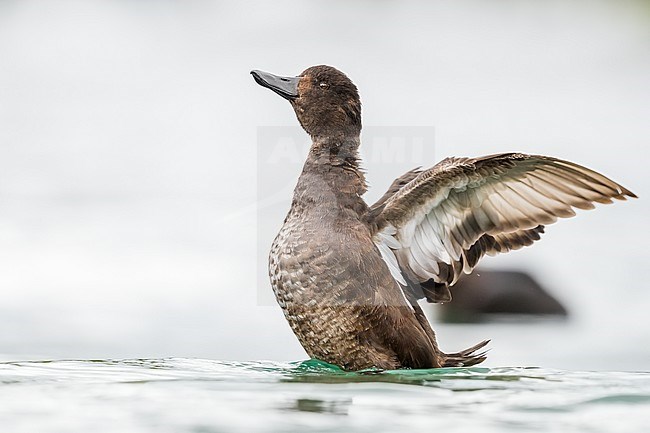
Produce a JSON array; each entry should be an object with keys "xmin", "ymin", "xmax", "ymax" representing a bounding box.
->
[{"xmin": 1, "ymin": 358, "xmax": 649, "ymax": 433}]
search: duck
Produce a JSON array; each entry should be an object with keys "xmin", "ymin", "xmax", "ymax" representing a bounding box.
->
[{"xmin": 250, "ymin": 65, "xmax": 636, "ymax": 371}]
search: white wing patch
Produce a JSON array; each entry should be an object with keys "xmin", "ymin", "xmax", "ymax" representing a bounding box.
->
[{"xmin": 373, "ymin": 225, "xmax": 407, "ymax": 286}]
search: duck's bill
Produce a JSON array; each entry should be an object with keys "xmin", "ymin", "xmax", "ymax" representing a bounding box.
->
[{"xmin": 251, "ymin": 70, "xmax": 299, "ymax": 100}]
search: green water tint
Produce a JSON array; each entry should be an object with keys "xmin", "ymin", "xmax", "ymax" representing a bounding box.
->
[
  {"xmin": 0, "ymin": 357, "xmax": 590, "ymax": 386},
  {"xmin": 288, "ymin": 358, "xmax": 540, "ymax": 383}
]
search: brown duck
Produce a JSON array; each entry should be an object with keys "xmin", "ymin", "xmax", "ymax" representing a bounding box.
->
[{"xmin": 251, "ymin": 65, "xmax": 636, "ymax": 371}]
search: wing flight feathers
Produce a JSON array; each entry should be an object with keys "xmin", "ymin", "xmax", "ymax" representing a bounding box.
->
[{"xmin": 370, "ymin": 153, "xmax": 635, "ymax": 298}]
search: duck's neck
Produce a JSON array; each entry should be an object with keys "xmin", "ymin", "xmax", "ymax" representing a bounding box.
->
[
  {"xmin": 310, "ymin": 134, "xmax": 361, "ymax": 166},
  {"xmin": 293, "ymin": 133, "xmax": 368, "ymax": 210}
]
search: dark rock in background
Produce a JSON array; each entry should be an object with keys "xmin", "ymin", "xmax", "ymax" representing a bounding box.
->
[{"xmin": 438, "ymin": 269, "xmax": 568, "ymax": 323}]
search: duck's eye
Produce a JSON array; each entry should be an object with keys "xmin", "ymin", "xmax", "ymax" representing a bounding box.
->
[{"xmin": 319, "ymin": 82, "xmax": 330, "ymax": 90}]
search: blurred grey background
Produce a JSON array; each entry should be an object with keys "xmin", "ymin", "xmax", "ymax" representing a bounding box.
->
[{"xmin": 0, "ymin": 0, "xmax": 648, "ymax": 370}]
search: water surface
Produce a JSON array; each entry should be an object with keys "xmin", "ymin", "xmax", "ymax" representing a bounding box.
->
[{"xmin": 1, "ymin": 358, "xmax": 648, "ymax": 433}]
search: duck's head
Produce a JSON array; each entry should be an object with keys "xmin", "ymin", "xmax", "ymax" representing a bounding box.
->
[{"xmin": 251, "ymin": 65, "xmax": 361, "ymax": 138}]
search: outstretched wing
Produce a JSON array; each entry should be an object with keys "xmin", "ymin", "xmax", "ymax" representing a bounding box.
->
[{"xmin": 369, "ymin": 153, "xmax": 636, "ymax": 302}]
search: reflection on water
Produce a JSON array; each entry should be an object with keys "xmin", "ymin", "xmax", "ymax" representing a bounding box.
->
[
  {"xmin": 0, "ymin": 358, "xmax": 649, "ymax": 433},
  {"xmin": 288, "ymin": 398, "xmax": 352, "ymax": 415}
]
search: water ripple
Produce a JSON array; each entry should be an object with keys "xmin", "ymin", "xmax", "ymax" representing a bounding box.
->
[{"xmin": 1, "ymin": 358, "xmax": 649, "ymax": 433}]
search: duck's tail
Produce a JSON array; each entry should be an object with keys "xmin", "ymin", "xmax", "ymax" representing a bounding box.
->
[{"xmin": 442, "ymin": 340, "xmax": 490, "ymax": 367}]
